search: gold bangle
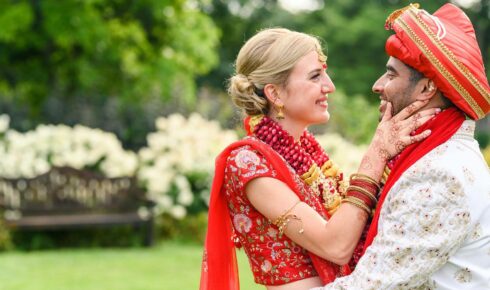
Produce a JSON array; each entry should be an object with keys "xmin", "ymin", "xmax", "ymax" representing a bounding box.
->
[
  {"xmin": 350, "ymin": 173, "xmax": 381, "ymax": 191},
  {"xmin": 344, "ymin": 196, "xmax": 372, "ymax": 209},
  {"xmin": 342, "ymin": 199, "xmax": 371, "ymax": 216},
  {"xmin": 342, "ymin": 196, "xmax": 371, "ymax": 215},
  {"xmin": 350, "ymin": 173, "xmax": 378, "ymax": 184},
  {"xmin": 347, "ymin": 185, "xmax": 378, "ymax": 203}
]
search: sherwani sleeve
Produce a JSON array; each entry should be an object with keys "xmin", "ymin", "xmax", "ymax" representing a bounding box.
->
[{"xmin": 312, "ymin": 165, "xmax": 473, "ymax": 290}]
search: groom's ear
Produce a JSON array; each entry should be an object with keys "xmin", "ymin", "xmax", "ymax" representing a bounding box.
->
[{"xmin": 416, "ymin": 79, "xmax": 438, "ymax": 101}]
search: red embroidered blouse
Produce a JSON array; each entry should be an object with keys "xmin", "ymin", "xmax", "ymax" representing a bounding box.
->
[{"xmin": 222, "ymin": 145, "xmax": 329, "ymax": 285}]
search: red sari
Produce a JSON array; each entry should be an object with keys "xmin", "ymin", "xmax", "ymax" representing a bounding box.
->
[{"xmin": 200, "ymin": 138, "xmax": 349, "ymax": 290}]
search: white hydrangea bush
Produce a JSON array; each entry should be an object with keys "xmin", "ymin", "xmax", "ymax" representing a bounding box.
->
[
  {"xmin": 138, "ymin": 113, "xmax": 238, "ymax": 219},
  {"xmin": 0, "ymin": 114, "xmax": 9, "ymax": 134},
  {"xmin": 0, "ymin": 114, "xmax": 138, "ymax": 178},
  {"xmin": 316, "ymin": 132, "xmax": 367, "ymax": 177},
  {"xmin": 0, "ymin": 112, "xmax": 367, "ymax": 221}
]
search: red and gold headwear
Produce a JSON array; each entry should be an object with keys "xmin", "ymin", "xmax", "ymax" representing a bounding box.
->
[{"xmin": 384, "ymin": 3, "xmax": 490, "ymax": 120}]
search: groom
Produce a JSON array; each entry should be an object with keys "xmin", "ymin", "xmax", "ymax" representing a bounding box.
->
[{"xmin": 315, "ymin": 3, "xmax": 490, "ymax": 290}]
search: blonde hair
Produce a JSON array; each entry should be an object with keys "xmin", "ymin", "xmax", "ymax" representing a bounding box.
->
[{"xmin": 228, "ymin": 28, "xmax": 326, "ymax": 116}]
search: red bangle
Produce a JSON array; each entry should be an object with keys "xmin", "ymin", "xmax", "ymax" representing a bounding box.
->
[
  {"xmin": 345, "ymin": 190, "xmax": 375, "ymax": 208},
  {"xmin": 350, "ymin": 179, "xmax": 379, "ymax": 196}
]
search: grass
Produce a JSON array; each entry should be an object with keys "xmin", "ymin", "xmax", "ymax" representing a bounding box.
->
[{"xmin": 0, "ymin": 241, "xmax": 263, "ymax": 290}]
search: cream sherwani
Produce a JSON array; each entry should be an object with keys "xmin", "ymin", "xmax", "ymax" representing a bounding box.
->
[{"xmin": 313, "ymin": 120, "xmax": 490, "ymax": 290}]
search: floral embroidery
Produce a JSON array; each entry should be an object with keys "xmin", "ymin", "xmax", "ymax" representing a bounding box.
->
[
  {"xmin": 223, "ymin": 146, "xmax": 320, "ymax": 285},
  {"xmin": 462, "ymin": 166, "xmax": 475, "ymax": 183},
  {"xmin": 470, "ymin": 222, "xmax": 482, "ymax": 240},
  {"xmin": 235, "ymin": 149, "xmax": 261, "ymax": 169},
  {"xmin": 261, "ymin": 260, "xmax": 272, "ymax": 272},
  {"xmin": 233, "ymin": 213, "xmax": 252, "ymax": 233},
  {"xmin": 312, "ymin": 123, "xmax": 490, "ymax": 290},
  {"xmin": 454, "ymin": 267, "xmax": 472, "ymax": 283}
]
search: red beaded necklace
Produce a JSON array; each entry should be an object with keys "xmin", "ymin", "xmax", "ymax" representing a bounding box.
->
[
  {"xmin": 252, "ymin": 115, "xmax": 324, "ymax": 176},
  {"xmin": 246, "ymin": 115, "xmax": 346, "ymax": 214}
]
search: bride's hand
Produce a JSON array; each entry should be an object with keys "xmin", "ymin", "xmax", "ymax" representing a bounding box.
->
[{"xmin": 372, "ymin": 100, "xmax": 440, "ymax": 161}]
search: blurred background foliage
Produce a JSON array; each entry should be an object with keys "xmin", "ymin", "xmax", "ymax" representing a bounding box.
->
[{"xmin": 0, "ymin": 0, "xmax": 488, "ymax": 148}]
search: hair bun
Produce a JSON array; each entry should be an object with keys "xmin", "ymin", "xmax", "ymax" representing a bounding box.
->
[
  {"xmin": 231, "ymin": 74, "xmax": 254, "ymax": 94},
  {"xmin": 228, "ymin": 74, "xmax": 268, "ymax": 116}
]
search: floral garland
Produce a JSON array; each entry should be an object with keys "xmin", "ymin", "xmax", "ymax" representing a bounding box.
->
[{"xmin": 246, "ymin": 115, "xmax": 346, "ymax": 214}]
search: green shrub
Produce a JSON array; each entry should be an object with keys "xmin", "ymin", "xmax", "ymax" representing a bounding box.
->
[
  {"xmin": 158, "ymin": 212, "xmax": 208, "ymax": 244},
  {"xmin": 10, "ymin": 226, "xmax": 146, "ymax": 251},
  {"xmin": 0, "ymin": 218, "xmax": 13, "ymax": 251}
]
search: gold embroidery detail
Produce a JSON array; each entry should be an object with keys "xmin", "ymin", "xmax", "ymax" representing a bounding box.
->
[
  {"xmin": 248, "ymin": 114, "xmax": 264, "ymax": 133},
  {"xmin": 396, "ymin": 16, "xmax": 486, "ymax": 118},
  {"xmin": 408, "ymin": 9, "xmax": 490, "ymax": 105},
  {"xmin": 385, "ymin": 3, "xmax": 420, "ymax": 30}
]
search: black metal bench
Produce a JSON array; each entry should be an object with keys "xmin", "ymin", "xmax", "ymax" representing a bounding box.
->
[{"xmin": 0, "ymin": 166, "xmax": 154, "ymax": 246}]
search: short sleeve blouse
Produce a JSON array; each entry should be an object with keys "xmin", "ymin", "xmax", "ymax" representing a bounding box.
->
[{"xmin": 222, "ymin": 145, "xmax": 319, "ymax": 285}]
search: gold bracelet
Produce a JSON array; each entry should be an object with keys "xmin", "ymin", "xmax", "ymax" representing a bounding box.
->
[
  {"xmin": 350, "ymin": 173, "xmax": 379, "ymax": 185},
  {"xmin": 342, "ymin": 196, "xmax": 371, "ymax": 215},
  {"xmin": 347, "ymin": 185, "xmax": 378, "ymax": 203},
  {"xmin": 274, "ymin": 214, "xmax": 304, "ymax": 237},
  {"xmin": 272, "ymin": 200, "xmax": 304, "ymax": 237}
]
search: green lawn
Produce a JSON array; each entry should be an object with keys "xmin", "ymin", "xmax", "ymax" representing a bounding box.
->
[{"xmin": 0, "ymin": 241, "xmax": 263, "ymax": 290}]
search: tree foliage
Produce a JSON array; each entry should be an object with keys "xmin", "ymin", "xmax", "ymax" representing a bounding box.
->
[
  {"xmin": 199, "ymin": 0, "xmax": 488, "ymax": 100},
  {"xmin": 0, "ymin": 0, "xmax": 487, "ymax": 146},
  {"xmin": 0, "ymin": 0, "xmax": 220, "ymax": 120},
  {"xmin": 197, "ymin": 0, "xmax": 488, "ymax": 143}
]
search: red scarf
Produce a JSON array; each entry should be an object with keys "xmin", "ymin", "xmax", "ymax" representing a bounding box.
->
[
  {"xmin": 200, "ymin": 138, "xmax": 348, "ymax": 290},
  {"xmin": 363, "ymin": 107, "xmax": 465, "ymax": 253}
]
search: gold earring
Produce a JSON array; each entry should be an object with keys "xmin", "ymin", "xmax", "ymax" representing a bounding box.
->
[{"xmin": 277, "ymin": 104, "xmax": 285, "ymax": 120}]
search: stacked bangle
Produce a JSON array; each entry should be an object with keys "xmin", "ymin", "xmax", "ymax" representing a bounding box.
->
[
  {"xmin": 342, "ymin": 173, "xmax": 381, "ymax": 216},
  {"xmin": 341, "ymin": 196, "xmax": 372, "ymax": 215},
  {"xmin": 350, "ymin": 173, "xmax": 380, "ymax": 191}
]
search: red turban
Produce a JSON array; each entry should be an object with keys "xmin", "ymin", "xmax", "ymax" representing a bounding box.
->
[{"xmin": 384, "ymin": 3, "xmax": 490, "ymax": 120}]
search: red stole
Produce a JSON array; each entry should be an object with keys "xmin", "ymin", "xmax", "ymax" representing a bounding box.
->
[
  {"xmin": 200, "ymin": 138, "xmax": 348, "ymax": 290},
  {"xmin": 363, "ymin": 107, "xmax": 466, "ymax": 253}
]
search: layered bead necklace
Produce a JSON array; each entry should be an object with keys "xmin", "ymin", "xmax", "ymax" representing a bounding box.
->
[{"xmin": 246, "ymin": 115, "xmax": 346, "ymax": 215}]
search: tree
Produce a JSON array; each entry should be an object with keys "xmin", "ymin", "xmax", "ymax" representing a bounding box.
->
[{"xmin": 0, "ymin": 0, "xmax": 220, "ymax": 129}]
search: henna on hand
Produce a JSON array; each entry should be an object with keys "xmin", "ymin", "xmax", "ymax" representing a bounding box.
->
[
  {"xmin": 360, "ymin": 156, "xmax": 373, "ymax": 170},
  {"xmin": 372, "ymin": 100, "xmax": 437, "ymax": 160},
  {"xmin": 395, "ymin": 140, "xmax": 405, "ymax": 152}
]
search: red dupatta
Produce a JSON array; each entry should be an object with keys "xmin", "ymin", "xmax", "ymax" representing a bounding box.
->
[
  {"xmin": 200, "ymin": 138, "xmax": 348, "ymax": 290},
  {"xmin": 363, "ymin": 107, "xmax": 465, "ymax": 253}
]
